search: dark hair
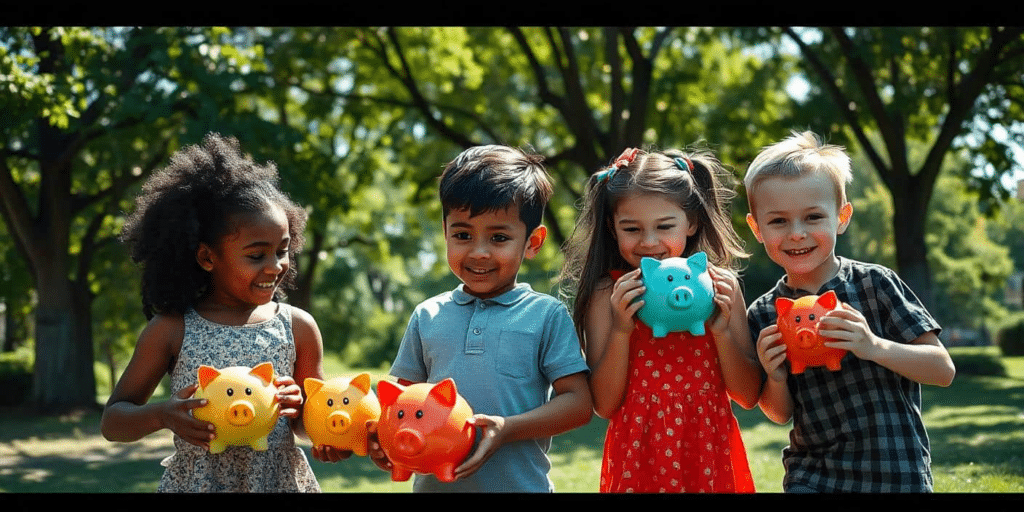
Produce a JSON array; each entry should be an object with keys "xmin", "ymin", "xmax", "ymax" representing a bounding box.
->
[
  {"xmin": 120, "ymin": 133, "xmax": 307, "ymax": 319},
  {"xmin": 559, "ymin": 146, "xmax": 748, "ymax": 346},
  {"xmin": 439, "ymin": 145, "xmax": 553, "ymax": 233}
]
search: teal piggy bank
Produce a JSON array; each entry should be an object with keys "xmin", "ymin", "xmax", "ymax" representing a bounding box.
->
[{"xmin": 636, "ymin": 253, "xmax": 715, "ymax": 338}]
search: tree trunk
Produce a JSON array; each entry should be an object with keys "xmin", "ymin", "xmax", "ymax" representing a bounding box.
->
[
  {"xmin": 890, "ymin": 179, "xmax": 935, "ymax": 313},
  {"xmin": 32, "ymin": 267, "xmax": 98, "ymax": 412}
]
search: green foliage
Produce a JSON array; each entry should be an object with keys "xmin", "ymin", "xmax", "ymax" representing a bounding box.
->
[
  {"xmin": 996, "ymin": 315, "xmax": 1024, "ymax": 356},
  {"xmin": 0, "ymin": 346, "xmax": 33, "ymax": 406}
]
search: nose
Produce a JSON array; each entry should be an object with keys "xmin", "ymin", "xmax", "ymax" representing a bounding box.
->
[
  {"xmin": 640, "ymin": 232, "xmax": 660, "ymax": 248},
  {"xmin": 788, "ymin": 220, "xmax": 807, "ymax": 241},
  {"xmin": 469, "ymin": 241, "xmax": 490, "ymax": 259}
]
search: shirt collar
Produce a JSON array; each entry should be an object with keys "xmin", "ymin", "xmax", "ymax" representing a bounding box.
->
[
  {"xmin": 452, "ymin": 282, "xmax": 533, "ymax": 306},
  {"xmin": 775, "ymin": 256, "xmax": 851, "ymax": 299}
]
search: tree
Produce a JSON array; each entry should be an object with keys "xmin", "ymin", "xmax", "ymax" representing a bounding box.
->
[{"xmin": 772, "ymin": 27, "xmax": 1024, "ymax": 310}]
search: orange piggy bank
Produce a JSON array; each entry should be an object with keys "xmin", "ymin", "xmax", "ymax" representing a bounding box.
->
[
  {"xmin": 303, "ymin": 373, "xmax": 381, "ymax": 456},
  {"xmin": 192, "ymin": 362, "xmax": 281, "ymax": 454},
  {"xmin": 376, "ymin": 379, "xmax": 476, "ymax": 483},
  {"xmin": 776, "ymin": 291, "xmax": 848, "ymax": 374}
]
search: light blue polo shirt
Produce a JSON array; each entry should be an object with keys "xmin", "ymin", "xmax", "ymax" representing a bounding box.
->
[{"xmin": 389, "ymin": 282, "xmax": 590, "ymax": 492}]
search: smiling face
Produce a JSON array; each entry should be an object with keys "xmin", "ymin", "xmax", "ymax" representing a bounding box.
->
[
  {"xmin": 198, "ymin": 203, "xmax": 292, "ymax": 311},
  {"xmin": 444, "ymin": 205, "xmax": 545, "ymax": 300},
  {"xmin": 746, "ymin": 172, "xmax": 853, "ymax": 292},
  {"xmin": 611, "ymin": 193, "xmax": 697, "ymax": 268}
]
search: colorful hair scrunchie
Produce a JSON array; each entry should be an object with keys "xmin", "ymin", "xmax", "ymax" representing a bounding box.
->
[
  {"xmin": 674, "ymin": 157, "xmax": 693, "ymax": 173},
  {"xmin": 596, "ymin": 148, "xmax": 640, "ymax": 184}
]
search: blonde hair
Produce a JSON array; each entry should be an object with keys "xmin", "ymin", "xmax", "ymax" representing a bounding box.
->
[{"xmin": 744, "ymin": 131, "xmax": 852, "ymax": 215}]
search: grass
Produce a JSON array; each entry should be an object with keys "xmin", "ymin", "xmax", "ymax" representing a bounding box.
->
[{"xmin": 1, "ymin": 348, "xmax": 1022, "ymax": 493}]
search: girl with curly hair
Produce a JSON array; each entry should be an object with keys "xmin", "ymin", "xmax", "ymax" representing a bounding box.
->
[{"xmin": 101, "ymin": 133, "xmax": 327, "ymax": 492}]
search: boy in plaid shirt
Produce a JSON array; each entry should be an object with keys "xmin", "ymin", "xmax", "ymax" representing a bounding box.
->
[{"xmin": 743, "ymin": 131, "xmax": 955, "ymax": 492}]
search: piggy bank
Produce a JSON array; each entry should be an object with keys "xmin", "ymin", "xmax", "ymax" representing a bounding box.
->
[
  {"xmin": 192, "ymin": 362, "xmax": 280, "ymax": 454},
  {"xmin": 303, "ymin": 373, "xmax": 381, "ymax": 456},
  {"xmin": 636, "ymin": 253, "xmax": 716, "ymax": 337},
  {"xmin": 775, "ymin": 291, "xmax": 847, "ymax": 374},
  {"xmin": 376, "ymin": 378, "xmax": 476, "ymax": 483}
]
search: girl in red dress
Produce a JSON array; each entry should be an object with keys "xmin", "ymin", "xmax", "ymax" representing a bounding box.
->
[{"xmin": 560, "ymin": 147, "xmax": 760, "ymax": 493}]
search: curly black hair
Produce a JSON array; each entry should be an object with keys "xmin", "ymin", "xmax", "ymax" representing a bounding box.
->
[{"xmin": 120, "ymin": 133, "xmax": 307, "ymax": 319}]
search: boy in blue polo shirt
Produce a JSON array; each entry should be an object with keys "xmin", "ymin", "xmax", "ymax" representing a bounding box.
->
[{"xmin": 383, "ymin": 145, "xmax": 592, "ymax": 492}]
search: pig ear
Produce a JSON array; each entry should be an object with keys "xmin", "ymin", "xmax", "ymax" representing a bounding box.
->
[
  {"xmin": 304, "ymin": 378, "xmax": 324, "ymax": 398},
  {"xmin": 775, "ymin": 297, "xmax": 794, "ymax": 317},
  {"xmin": 640, "ymin": 257, "xmax": 657, "ymax": 276},
  {"xmin": 251, "ymin": 362, "xmax": 276, "ymax": 386},
  {"xmin": 350, "ymin": 373, "xmax": 372, "ymax": 394},
  {"xmin": 430, "ymin": 378, "xmax": 459, "ymax": 408},
  {"xmin": 818, "ymin": 290, "xmax": 839, "ymax": 310},
  {"xmin": 377, "ymin": 380, "xmax": 402, "ymax": 407},
  {"xmin": 198, "ymin": 365, "xmax": 220, "ymax": 390},
  {"xmin": 689, "ymin": 251, "xmax": 708, "ymax": 271}
]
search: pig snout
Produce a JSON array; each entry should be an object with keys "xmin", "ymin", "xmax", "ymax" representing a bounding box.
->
[
  {"xmin": 327, "ymin": 410, "xmax": 352, "ymax": 434},
  {"xmin": 668, "ymin": 286, "xmax": 694, "ymax": 309},
  {"xmin": 393, "ymin": 428, "xmax": 426, "ymax": 457},
  {"xmin": 226, "ymin": 400, "xmax": 256, "ymax": 426},
  {"xmin": 795, "ymin": 328, "xmax": 818, "ymax": 349}
]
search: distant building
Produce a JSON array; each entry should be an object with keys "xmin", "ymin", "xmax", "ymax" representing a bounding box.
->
[{"xmin": 1008, "ymin": 271, "xmax": 1023, "ymax": 309}]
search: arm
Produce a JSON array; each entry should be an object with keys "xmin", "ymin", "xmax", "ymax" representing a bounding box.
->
[
  {"xmin": 454, "ymin": 371, "xmax": 592, "ymax": 480},
  {"xmin": 584, "ymin": 270, "xmax": 644, "ymax": 418},
  {"xmin": 101, "ymin": 314, "xmax": 215, "ymax": 448},
  {"xmin": 754, "ymin": 323, "xmax": 794, "ymax": 424},
  {"xmin": 820, "ymin": 304, "xmax": 955, "ymax": 387},
  {"xmin": 707, "ymin": 266, "xmax": 762, "ymax": 409}
]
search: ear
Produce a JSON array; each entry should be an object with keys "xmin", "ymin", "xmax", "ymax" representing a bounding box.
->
[
  {"xmin": 303, "ymin": 378, "xmax": 324, "ymax": 398},
  {"xmin": 818, "ymin": 290, "xmax": 839, "ymax": 310},
  {"xmin": 376, "ymin": 379, "xmax": 403, "ymax": 407},
  {"xmin": 251, "ymin": 362, "xmax": 276, "ymax": 386},
  {"xmin": 746, "ymin": 213, "xmax": 763, "ymax": 243},
  {"xmin": 775, "ymin": 297, "xmax": 794, "ymax": 317},
  {"xmin": 196, "ymin": 242, "xmax": 215, "ymax": 272},
  {"xmin": 523, "ymin": 225, "xmax": 547, "ymax": 259},
  {"xmin": 688, "ymin": 251, "xmax": 708, "ymax": 271},
  {"xmin": 837, "ymin": 202, "xmax": 853, "ymax": 234},
  {"xmin": 198, "ymin": 365, "xmax": 220, "ymax": 390},
  {"xmin": 350, "ymin": 372, "xmax": 372, "ymax": 394},
  {"xmin": 429, "ymin": 378, "xmax": 459, "ymax": 408}
]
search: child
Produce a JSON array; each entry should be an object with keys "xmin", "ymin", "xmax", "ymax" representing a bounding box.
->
[
  {"xmin": 383, "ymin": 145, "xmax": 593, "ymax": 492},
  {"xmin": 744, "ymin": 131, "xmax": 956, "ymax": 492},
  {"xmin": 560, "ymin": 147, "xmax": 760, "ymax": 493},
  {"xmin": 101, "ymin": 133, "xmax": 325, "ymax": 492}
]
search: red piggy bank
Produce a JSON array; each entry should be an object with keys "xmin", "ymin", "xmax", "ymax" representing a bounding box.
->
[
  {"xmin": 775, "ymin": 290, "xmax": 847, "ymax": 374},
  {"xmin": 376, "ymin": 378, "xmax": 476, "ymax": 483}
]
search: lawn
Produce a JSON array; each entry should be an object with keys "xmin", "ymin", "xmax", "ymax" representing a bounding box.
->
[{"xmin": 1, "ymin": 348, "xmax": 1021, "ymax": 493}]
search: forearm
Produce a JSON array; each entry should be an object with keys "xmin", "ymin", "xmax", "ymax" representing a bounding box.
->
[
  {"xmin": 863, "ymin": 336, "xmax": 955, "ymax": 387},
  {"xmin": 101, "ymin": 400, "xmax": 167, "ymax": 442},
  {"xmin": 587, "ymin": 331, "xmax": 631, "ymax": 418},
  {"xmin": 757, "ymin": 377, "xmax": 793, "ymax": 425},
  {"xmin": 502, "ymin": 374, "xmax": 592, "ymax": 442}
]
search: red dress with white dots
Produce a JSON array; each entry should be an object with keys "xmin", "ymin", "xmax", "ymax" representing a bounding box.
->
[{"xmin": 600, "ymin": 275, "xmax": 754, "ymax": 493}]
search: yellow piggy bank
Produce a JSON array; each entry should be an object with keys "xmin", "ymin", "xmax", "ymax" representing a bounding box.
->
[
  {"xmin": 303, "ymin": 373, "xmax": 381, "ymax": 456},
  {"xmin": 192, "ymin": 362, "xmax": 281, "ymax": 454}
]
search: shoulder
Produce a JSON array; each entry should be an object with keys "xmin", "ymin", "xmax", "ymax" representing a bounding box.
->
[
  {"xmin": 286, "ymin": 304, "xmax": 321, "ymax": 338},
  {"xmin": 136, "ymin": 312, "xmax": 186, "ymax": 359}
]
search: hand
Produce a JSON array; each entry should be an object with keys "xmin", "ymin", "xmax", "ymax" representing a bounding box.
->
[
  {"xmin": 707, "ymin": 265, "xmax": 736, "ymax": 338},
  {"xmin": 455, "ymin": 414, "xmax": 507, "ymax": 480},
  {"xmin": 820, "ymin": 303, "xmax": 886, "ymax": 361},
  {"xmin": 756, "ymin": 324, "xmax": 788, "ymax": 383},
  {"xmin": 160, "ymin": 383, "xmax": 215, "ymax": 449},
  {"xmin": 310, "ymin": 444, "xmax": 353, "ymax": 463},
  {"xmin": 609, "ymin": 268, "xmax": 644, "ymax": 336},
  {"xmin": 365, "ymin": 420, "xmax": 393, "ymax": 473},
  {"xmin": 274, "ymin": 375, "xmax": 303, "ymax": 419}
]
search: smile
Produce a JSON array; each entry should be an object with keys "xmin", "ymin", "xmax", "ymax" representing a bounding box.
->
[
  {"xmin": 255, "ymin": 281, "xmax": 277, "ymax": 289},
  {"xmin": 467, "ymin": 267, "xmax": 494, "ymax": 275},
  {"xmin": 786, "ymin": 247, "xmax": 814, "ymax": 256}
]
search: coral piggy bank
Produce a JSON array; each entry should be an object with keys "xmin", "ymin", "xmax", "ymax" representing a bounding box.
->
[
  {"xmin": 192, "ymin": 362, "xmax": 280, "ymax": 454},
  {"xmin": 776, "ymin": 291, "xmax": 848, "ymax": 374},
  {"xmin": 376, "ymin": 378, "xmax": 476, "ymax": 483},
  {"xmin": 303, "ymin": 373, "xmax": 381, "ymax": 456},
  {"xmin": 636, "ymin": 253, "xmax": 716, "ymax": 337}
]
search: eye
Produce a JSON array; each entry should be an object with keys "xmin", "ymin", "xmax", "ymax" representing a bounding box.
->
[
  {"xmin": 343, "ymin": 397, "xmax": 350, "ymax": 405},
  {"xmin": 327, "ymin": 398, "xmax": 334, "ymax": 407},
  {"xmin": 397, "ymin": 410, "xmax": 404, "ymax": 419},
  {"xmin": 667, "ymin": 275, "xmax": 673, "ymax": 282},
  {"xmin": 226, "ymin": 388, "xmax": 234, "ymax": 396},
  {"xmin": 808, "ymin": 314, "xmax": 815, "ymax": 321},
  {"xmin": 794, "ymin": 316, "xmax": 801, "ymax": 323},
  {"xmin": 684, "ymin": 274, "xmax": 691, "ymax": 280},
  {"xmin": 492, "ymin": 234, "xmax": 510, "ymax": 243},
  {"xmin": 245, "ymin": 388, "xmax": 253, "ymax": 395},
  {"xmin": 416, "ymin": 410, "xmax": 424, "ymax": 419}
]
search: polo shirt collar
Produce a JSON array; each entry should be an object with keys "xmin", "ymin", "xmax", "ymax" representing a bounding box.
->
[
  {"xmin": 452, "ymin": 282, "xmax": 533, "ymax": 306},
  {"xmin": 774, "ymin": 256, "xmax": 852, "ymax": 299}
]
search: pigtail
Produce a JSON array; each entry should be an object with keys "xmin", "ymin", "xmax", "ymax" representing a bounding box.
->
[{"xmin": 670, "ymin": 148, "xmax": 748, "ymax": 271}]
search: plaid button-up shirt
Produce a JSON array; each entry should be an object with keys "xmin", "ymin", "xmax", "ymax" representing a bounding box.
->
[{"xmin": 747, "ymin": 257, "xmax": 941, "ymax": 492}]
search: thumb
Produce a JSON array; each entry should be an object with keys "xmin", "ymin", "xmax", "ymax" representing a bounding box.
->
[{"xmin": 177, "ymin": 383, "xmax": 199, "ymax": 399}]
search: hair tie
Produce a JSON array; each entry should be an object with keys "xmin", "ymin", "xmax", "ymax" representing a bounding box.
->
[
  {"xmin": 597, "ymin": 148, "xmax": 640, "ymax": 184},
  {"xmin": 674, "ymin": 157, "xmax": 693, "ymax": 173}
]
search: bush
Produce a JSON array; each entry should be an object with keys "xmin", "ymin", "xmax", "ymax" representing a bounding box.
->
[
  {"xmin": 0, "ymin": 347, "xmax": 33, "ymax": 406},
  {"xmin": 996, "ymin": 317, "xmax": 1024, "ymax": 356}
]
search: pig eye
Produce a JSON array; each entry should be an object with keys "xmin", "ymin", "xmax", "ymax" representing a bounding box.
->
[
  {"xmin": 794, "ymin": 316, "xmax": 801, "ymax": 323},
  {"xmin": 327, "ymin": 399, "xmax": 334, "ymax": 407},
  {"xmin": 397, "ymin": 410, "xmax": 404, "ymax": 419},
  {"xmin": 343, "ymin": 397, "xmax": 350, "ymax": 405},
  {"xmin": 416, "ymin": 410, "xmax": 424, "ymax": 419},
  {"xmin": 667, "ymin": 275, "xmax": 673, "ymax": 282},
  {"xmin": 808, "ymin": 314, "xmax": 816, "ymax": 321},
  {"xmin": 245, "ymin": 388, "xmax": 253, "ymax": 395},
  {"xmin": 226, "ymin": 388, "xmax": 234, "ymax": 396},
  {"xmin": 685, "ymin": 274, "xmax": 690, "ymax": 280}
]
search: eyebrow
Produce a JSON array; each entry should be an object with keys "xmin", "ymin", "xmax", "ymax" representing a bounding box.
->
[
  {"xmin": 448, "ymin": 221, "xmax": 515, "ymax": 231},
  {"xmin": 243, "ymin": 238, "xmax": 290, "ymax": 250},
  {"xmin": 616, "ymin": 215, "xmax": 679, "ymax": 224}
]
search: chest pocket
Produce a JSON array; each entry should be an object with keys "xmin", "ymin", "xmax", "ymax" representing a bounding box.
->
[{"xmin": 496, "ymin": 329, "xmax": 539, "ymax": 379}]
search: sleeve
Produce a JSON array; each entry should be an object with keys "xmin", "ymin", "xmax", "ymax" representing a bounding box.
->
[
  {"xmin": 539, "ymin": 301, "xmax": 590, "ymax": 383},
  {"xmin": 389, "ymin": 308, "xmax": 428, "ymax": 383},
  {"xmin": 876, "ymin": 267, "xmax": 942, "ymax": 343}
]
